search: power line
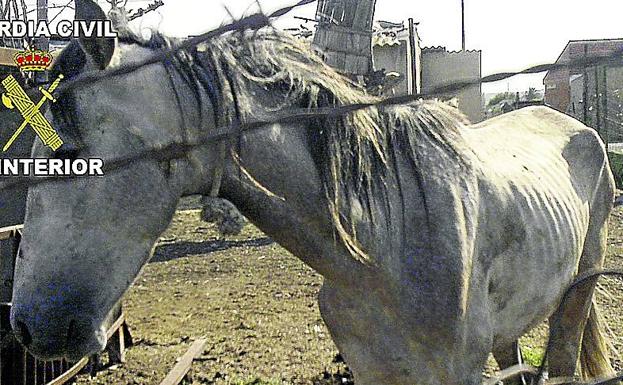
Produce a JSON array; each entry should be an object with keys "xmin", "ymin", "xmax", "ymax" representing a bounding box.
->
[{"xmin": 47, "ymin": 0, "xmax": 72, "ymax": 23}]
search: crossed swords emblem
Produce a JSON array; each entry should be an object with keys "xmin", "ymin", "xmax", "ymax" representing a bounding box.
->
[{"xmin": 1, "ymin": 74, "xmax": 64, "ymax": 152}]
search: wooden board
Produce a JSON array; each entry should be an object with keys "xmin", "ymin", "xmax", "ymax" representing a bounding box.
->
[
  {"xmin": 45, "ymin": 358, "xmax": 89, "ymax": 385},
  {"xmin": 312, "ymin": 0, "xmax": 376, "ymax": 75},
  {"xmin": 106, "ymin": 312, "xmax": 126, "ymax": 340},
  {"xmin": 0, "ymin": 47, "xmax": 19, "ymax": 67},
  {"xmin": 0, "ymin": 224, "xmax": 22, "ymax": 240},
  {"xmin": 158, "ymin": 338, "xmax": 207, "ymax": 385}
]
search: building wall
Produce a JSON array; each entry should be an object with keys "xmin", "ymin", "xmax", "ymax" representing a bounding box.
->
[
  {"xmin": 544, "ymin": 63, "xmax": 571, "ymax": 112},
  {"xmin": 371, "ymin": 21, "xmax": 421, "ymax": 95},
  {"xmin": 372, "ymin": 42, "xmax": 409, "ymax": 95},
  {"xmin": 544, "ymin": 73, "xmax": 571, "ymax": 112},
  {"xmin": 421, "ymin": 48, "xmax": 483, "ymax": 123}
]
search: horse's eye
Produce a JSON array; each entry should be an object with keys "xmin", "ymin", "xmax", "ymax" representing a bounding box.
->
[{"xmin": 52, "ymin": 142, "xmax": 80, "ymax": 160}]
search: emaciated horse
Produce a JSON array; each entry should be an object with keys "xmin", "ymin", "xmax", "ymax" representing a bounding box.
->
[{"xmin": 10, "ymin": 1, "xmax": 617, "ymax": 384}]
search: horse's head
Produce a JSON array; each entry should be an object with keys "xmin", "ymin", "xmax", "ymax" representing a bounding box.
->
[{"xmin": 10, "ymin": 0, "xmax": 213, "ymax": 360}]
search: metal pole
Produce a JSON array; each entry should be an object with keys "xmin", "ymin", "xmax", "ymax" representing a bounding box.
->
[
  {"xmin": 583, "ymin": 44, "xmax": 589, "ymax": 124},
  {"xmin": 408, "ymin": 18, "xmax": 418, "ymax": 95},
  {"xmin": 603, "ymin": 66, "xmax": 609, "ymax": 151},
  {"xmin": 461, "ymin": 0, "xmax": 466, "ymax": 51},
  {"xmin": 36, "ymin": 0, "xmax": 48, "ymax": 50},
  {"xmin": 595, "ymin": 65, "xmax": 600, "ymax": 135}
]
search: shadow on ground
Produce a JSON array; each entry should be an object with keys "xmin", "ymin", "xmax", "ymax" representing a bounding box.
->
[{"xmin": 150, "ymin": 237, "xmax": 274, "ymax": 263}]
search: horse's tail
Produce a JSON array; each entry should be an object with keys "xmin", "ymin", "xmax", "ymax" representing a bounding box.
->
[{"xmin": 579, "ymin": 301, "xmax": 616, "ymax": 379}]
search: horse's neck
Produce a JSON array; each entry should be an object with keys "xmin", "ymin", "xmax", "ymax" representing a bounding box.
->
[{"xmin": 215, "ymin": 116, "xmax": 372, "ymax": 281}]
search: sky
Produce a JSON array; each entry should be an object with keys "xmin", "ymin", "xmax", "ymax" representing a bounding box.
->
[{"xmin": 41, "ymin": 0, "xmax": 623, "ymax": 93}]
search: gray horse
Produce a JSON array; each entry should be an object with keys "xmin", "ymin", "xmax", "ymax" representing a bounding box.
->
[{"xmin": 9, "ymin": 1, "xmax": 618, "ymax": 384}]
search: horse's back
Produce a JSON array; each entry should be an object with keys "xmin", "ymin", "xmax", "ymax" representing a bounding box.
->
[{"xmin": 466, "ymin": 106, "xmax": 612, "ymax": 211}]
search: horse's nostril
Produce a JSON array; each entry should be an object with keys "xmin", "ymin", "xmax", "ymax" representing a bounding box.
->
[
  {"xmin": 14, "ymin": 321, "xmax": 32, "ymax": 347},
  {"xmin": 66, "ymin": 319, "xmax": 77, "ymax": 341}
]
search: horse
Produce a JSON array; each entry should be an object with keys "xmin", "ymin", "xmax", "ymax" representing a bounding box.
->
[{"xmin": 9, "ymin": 1, "xmax": 618, "ymax": 384}]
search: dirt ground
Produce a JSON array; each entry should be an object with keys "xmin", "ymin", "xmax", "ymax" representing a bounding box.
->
[{"xmin": 72, "ymin": 200, "xmax": 623, "ymax": 385}]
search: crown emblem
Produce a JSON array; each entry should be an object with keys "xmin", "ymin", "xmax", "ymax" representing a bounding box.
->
[{"xmin": 13, "ymin": 49, "xmax": 53, "ymax": 72}]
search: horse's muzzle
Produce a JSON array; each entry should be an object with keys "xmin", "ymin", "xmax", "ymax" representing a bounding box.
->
[{"xmin": 10, "ymin": 306, "xmax": 106, "ymax": 361}]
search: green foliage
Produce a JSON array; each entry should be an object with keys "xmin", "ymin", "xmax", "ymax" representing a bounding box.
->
[
  {"xmin": 608, "ymin": 151, "xmax": 623, "ymax": 189},
  {"xmin": 487, "ymin": 92, "xmax": 516, "ymax": 108},
  {"xmin": 522, "ymin": 346, "xmax": 545, "ymax": 367},
  {"xmin": 526, "ymin": 87, "xmax": 539, "ymax": 101}
]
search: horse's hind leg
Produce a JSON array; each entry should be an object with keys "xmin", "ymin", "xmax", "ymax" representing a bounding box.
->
[
  {"xmin": 548, "ymin": 188, "xmax": 615, "ymax": 381},
  {"xmin": 493, "ymin": 340, "xmax": 527, "ymax": 385}
]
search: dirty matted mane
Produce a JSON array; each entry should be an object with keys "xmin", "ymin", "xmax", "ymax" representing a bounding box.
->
[{"xmin": 201, "ymin": 31, "xmax": 473, "ymax": 265}]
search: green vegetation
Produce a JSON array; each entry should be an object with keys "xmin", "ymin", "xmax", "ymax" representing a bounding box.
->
[
  {"xmin": 487, "ymin": 92, "xmax": 516, "ymax": 108},
  {"xmin": 525, "ymin": 87, "xmax": 539, "ymax": 101},
  {"xmin": 522, "ymin": 346, "xmax": 545, "ymax": 367},
  {"xmin": 609, "ymin": 151, "xmax": 623, "ymax": 189}
]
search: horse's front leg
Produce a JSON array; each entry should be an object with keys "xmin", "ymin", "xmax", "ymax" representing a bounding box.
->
[
  {"xmin": 493, "ymin": 340, "xmax": 528, "ymax": 385},
  {"xmin": 318, "ymin": 280, "xmax": 487, "ymax": 385}
]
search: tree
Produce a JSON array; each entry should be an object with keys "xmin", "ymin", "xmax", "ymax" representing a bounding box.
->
[
  {"xmin": 526, "ymin": 87, "xmax": 539, "ymax": 101},
  {"xmin": 487, "ymin": 92, "xmax": 515, "ymax": 108}
]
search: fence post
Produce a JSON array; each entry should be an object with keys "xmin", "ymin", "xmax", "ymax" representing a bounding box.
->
[
  {"xmin": 595, "ymin": 66, "xmax": 601, "ymax": 138},
  {"xmin": 408, "ymin": 18, "xmax": 417, "ymax": 95},
  {"xmin": 583, "ymin": 44, "xmax": 589, "ymax": 125},
  {"xmin": 603, "ymin": 66, "xmax": 609, "ymax": 152}
]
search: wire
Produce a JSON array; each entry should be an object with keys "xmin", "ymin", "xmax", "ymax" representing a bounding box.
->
[
  {"xmin": 47, "ymin": 0, "xmax": 73, "ymax": 23},
  {"xmin": 2, "ymin": 0, "xmax": 623, "ymax": 191}
]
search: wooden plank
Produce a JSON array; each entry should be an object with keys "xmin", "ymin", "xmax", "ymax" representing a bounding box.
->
[
  {"xmin": 45, "ymin": 357, "xmax": 88, "ymax": 385},
  {"xmin": 344, "ymin": 55, "xmax": 359, "ymax": 75},
  {"xmin": 0, "ymin": 224, "xmax": 22, "ymax": 240},
  {"xmin": 106, "ymin": 312, "xmax": 128, "ymax": 364},
  {"xmin": 0, "ymin": 47, "xmax": 19, "ymax": 67},
  {"xmin": 117, "ymin": 323, "xmax": 126, "ymax": 363},
  {"xmin": 158, "ymin": 338, "xmax": 207, "ymax": 385},
  {"xmin": 105, "ymin": 312, "xmax": 125, "ymax": 340}
]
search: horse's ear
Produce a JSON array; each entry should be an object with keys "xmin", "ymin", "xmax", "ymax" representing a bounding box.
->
[{"xmin": 75, "ymin": 0, "xmax": 115, "ymax": 70}]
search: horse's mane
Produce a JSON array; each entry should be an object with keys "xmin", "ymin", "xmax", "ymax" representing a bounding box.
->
[
  {"xmin": 54, "ymin": 29, "xmax": 472, "ymax": 265},
  {"xmin": 198, "ymin": 31, "xmax": 473, "ymax": 264}
]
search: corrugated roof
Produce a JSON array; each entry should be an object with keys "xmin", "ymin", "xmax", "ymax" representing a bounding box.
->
[
  {"xmin": 372, "ymin": 34, "xmax": 402, "ymax": 47},
  {"xmin": 421, "ymin": 46, "xmax": 481, "ymax": 54},
  {"xmin": 371, "ymin": 20, "xmax": 409, "ymax": 47}
]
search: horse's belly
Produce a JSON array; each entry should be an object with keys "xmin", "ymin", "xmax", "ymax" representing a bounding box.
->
[
  {"xmin": 487, "ymin": 180, "xmax": 590, "ymax": 341},
  {"xmin": 489, "ymin": 246, "xmax": 580, "ymax": 342}
]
